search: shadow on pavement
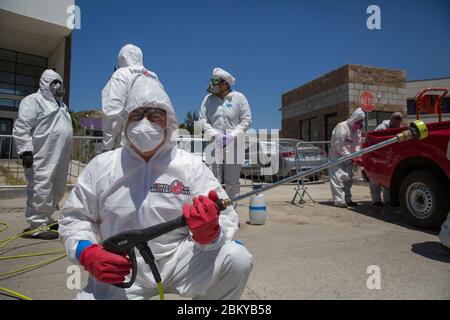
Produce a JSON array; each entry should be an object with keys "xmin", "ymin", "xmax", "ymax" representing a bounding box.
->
[
  {"xmin": 318, "ymin": 200, "xmax": 439, "ymax": 236},
  {"xmin": 411, "ymin": 241, "xmax": 450, "ymax": 263}
]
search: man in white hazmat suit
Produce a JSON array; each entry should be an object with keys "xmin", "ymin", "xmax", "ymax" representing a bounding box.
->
[
  {"xmin": 12, "ymin": 69, "xmax": 73, "ymax": 240},
  {"xmin": 369, "ymin": 112, "xmax": 403, "ymax": 206},
  {"xmin": 59, "ymin": 74, "xmax": 253, "ymax": 300},
  {"xmin": 328, "ymin": 108, "xmax": 365, "ymax": 208},
  {"xmin": 101, "ymin": 43, "xmax": 164, "ymax": 151},
  {"xmin": 199, "ymin": 67, "xmax": 252, "ymax": 206}
]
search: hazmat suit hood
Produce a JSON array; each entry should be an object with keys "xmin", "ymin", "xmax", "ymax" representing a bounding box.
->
[
  {"xmin": 346, "ymin": 108, "xmax": 365, "ymax": 127},
  {"xmin": 213, "ymin": 67, "xmax": 235, "ymax": 86},
  {"xmin": 39, "ymin": 69, "xmax": 63, "ymax": 102},
  {"xmin": 117, "ymin": 44, "xmax": 144, "ymax": 68},
  {"xmin": 121, "ymin": 75, "xmax": 178, "ymax": 152}
]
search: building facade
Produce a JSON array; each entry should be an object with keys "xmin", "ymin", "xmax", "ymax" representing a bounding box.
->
[
  {"xmin": 280, "ymin": 64, "xmax": 407, "ymax": 141},
  {"xmin": 0, "ymin": 0, "xmax": 74, "ymax": 157},
  {"xmin": 406, "ymin": 77, "xmax": 450, "ymax": 123},
  {"xmin": 0, "ymin": 0, "xmax": 74, "ymax": 158}
]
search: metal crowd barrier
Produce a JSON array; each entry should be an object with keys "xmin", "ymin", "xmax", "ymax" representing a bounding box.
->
[
  {"xmin": 0, "ymin": 133, "xmax": 331, "ymax": 195},
  {"xmin": 291, "ymin": 141, "xmax": 330, "ymax": 204}
]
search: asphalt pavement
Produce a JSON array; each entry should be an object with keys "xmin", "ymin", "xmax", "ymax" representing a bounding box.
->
[{"xmin": 0, "ymin": 180, "xmax": 448, "ymax": 300}]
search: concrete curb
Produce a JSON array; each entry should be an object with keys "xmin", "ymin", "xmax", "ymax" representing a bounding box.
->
[{"xmin": 0, "ymin": 185, "xmax": 75, "ymax": 200}]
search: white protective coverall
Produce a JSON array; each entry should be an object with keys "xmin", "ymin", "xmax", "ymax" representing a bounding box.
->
[
  {"xmin": 439, "ymin": 213, "xmax": 450, "ymax": 250},
  {"xmin": 369, "ymin": 120, "xmax": 392, "ymax": 204},
  {"xmin": 101, "ymin": 44, "xmax": 163, "ymax": 151},
  {"xmin": 13, "ymin": 70, "xmax": 73, "ymax": 228},
  {"xmin": 59, "ymin": 75, "xmax": 253, "ymax": 300},
  {"xmin": 328, "ymin": 108, "xmax": 365, "ymax": 206},
  {"xmin": 199, "ymin": 68, "xmax": 252, "ymax": 203}
]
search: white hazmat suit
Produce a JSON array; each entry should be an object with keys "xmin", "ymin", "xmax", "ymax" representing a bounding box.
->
[
  {"xmin": 368, "ymin": 119, "xmax": 394, "ymax": 204},
  {"xmin": 199, "ymin": 68, "xmax": 252, "ymax": 204},
  {"xmin": 13, "ymin": 70, "xmax": 73, "ymax": 229},
  {"xmin": 101, "ymin": 44, "xmax": 163, "ymax": 151},
  {"xmin": 328, "ymin": 108, "xmax": 365, "ymax": 206},
  {"xmin": 59, "ymin": 74, "xmax": 253, "ymax": 300}
]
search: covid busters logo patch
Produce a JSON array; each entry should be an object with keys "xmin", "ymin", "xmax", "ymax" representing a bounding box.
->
[{"xmin": 150, "ymin": 180, "xmax": 191, "ymax": 195}]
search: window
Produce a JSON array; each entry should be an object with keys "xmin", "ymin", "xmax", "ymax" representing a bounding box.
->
[
  {"xmin": 16, "ymin": 64, "xmax": 45, "ymax": 77},
  {"xmin": 0, "ymin": 99, "xmax": 16, "ymax": 108},
  {"xmin": 0, "ymin": 61, "xmax": 15, "ymax": 73},
  {"xmin": 299, "ymin": 117, "xmax": 320, "ymax": 141},
  {"xmin": 0, "ymin": 83, "xmax": 15, "ymax": 95},
  {"xmin": 408, "ymin": 97, "xmax": 450, "ymax": 115},
  {"xmin": 443, "ymin": 97, "xmax": 450, "ymax": 113},
  {"xmin": 0, "ymin": 49, "xmax": 16, "ymax": 62},
  {"xmin": 17, "ymin": 53, "xmax": 47, "ymax": 67},
  {"xmin": 300, "ymin": 119, "xmax": 311, "ymax": 141},
  {"xmin": 407, "ymin": 99, "xmax": 416, "ymax": 115},
  {"xmin": 15, "ymin": 85, "xmax": 37, "ymax": 97},
  {"xmin": 0, "ymin": 71, "xmax": 15, "ymax": 84},
  {"xmin": 0, "ymin": 48, "xmax": 47, "ymax": 111},
  {"xmin": 310, "ymin": 117, "xmax": 320, "ymax": 141},
  {"xmin": 16, "ymin": 74, "xmax": 40, "ymax": 87},
  {"xmin": 325, "ymin": 113, "xmax": 338, "ymax": 141}
]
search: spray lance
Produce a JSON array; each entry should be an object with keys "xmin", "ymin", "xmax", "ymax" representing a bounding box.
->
[{"xmin": 102, "ymin": 120, "xmax": 428, "ymax": 293}]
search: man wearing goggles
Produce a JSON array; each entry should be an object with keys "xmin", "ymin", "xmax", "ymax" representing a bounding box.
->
[{"xmin": 199, "ymin": 67, "xmax": 252, "ymax": 209}]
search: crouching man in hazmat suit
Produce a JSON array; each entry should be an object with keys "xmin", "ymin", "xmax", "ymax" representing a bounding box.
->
[
  {"xmin": 13, "ymin": 69, "xmax": 73, "ymax": 239},
  {"xmin": 59, "ymin": 74, "xmax": 253, "ymax": 300},
  {"xmin": 328, "ymin": 108, "xmax": 365, "ymax": 208}
]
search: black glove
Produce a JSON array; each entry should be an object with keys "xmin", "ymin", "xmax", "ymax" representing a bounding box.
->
[{"xmin": 20, "ymin": 151, "xmax": 33, "ymax": 169}]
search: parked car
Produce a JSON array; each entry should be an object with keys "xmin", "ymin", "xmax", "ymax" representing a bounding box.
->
[
  {"xmin": 362, "ymin": 120, "xmax": 450, "ymax": 229},
  {"xmin": 295, "ymin": 141, "xmax": 328, "ymax": 181},
  {"xmin": 241, "ymin": 138, "xmax": 328, "ymax": 182},
  {"xmin": 176, "ymin": 136, "xmax": 209, "ymax": 163}
]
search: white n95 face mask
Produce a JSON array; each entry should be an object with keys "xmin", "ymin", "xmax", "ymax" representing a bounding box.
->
[{"xmin": 126, "ymin": 119, "xmax": 165, "ymax": 153}]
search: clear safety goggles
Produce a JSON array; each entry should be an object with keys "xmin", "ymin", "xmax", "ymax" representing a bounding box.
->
[
  {"xmin": 129, "ymin": 108, "xmax": 166, "ymax": 122},
  {"xmin": 209, "ymin": 76, "xmax": 225, "ymax": 86}
]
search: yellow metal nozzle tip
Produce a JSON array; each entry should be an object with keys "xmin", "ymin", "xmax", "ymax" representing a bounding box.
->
[{"xmin": 411, "ymin": 120, "xmax": 428, "ymax": 140}]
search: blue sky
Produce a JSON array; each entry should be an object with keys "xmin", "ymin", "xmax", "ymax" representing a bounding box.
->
[{"xmin": 70, "ymin": 0, "xmax": 450, "ymax": 129}]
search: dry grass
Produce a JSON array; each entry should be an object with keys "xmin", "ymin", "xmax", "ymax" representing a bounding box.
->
[{"xmin": 0, "ymin": 164, "xmax": 27, "ymax": 185}]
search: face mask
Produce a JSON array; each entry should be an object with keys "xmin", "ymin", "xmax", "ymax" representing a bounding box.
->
[
  {"xmin": 50, "ymin": 82, "xmax": 65, "ymax": 98},
  {"xmin": 353, "ymin": 122, "xmax": 363, "ymax": 130},
  {"xmin": 207, "ymin": 85, "xmax": 221, "ymax": 94},
  {"xmin": 126, "ymin": 119, "xmax": 165, "ymax": 153}
]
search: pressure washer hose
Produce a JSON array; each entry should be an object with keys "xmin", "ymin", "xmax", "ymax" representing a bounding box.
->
[{"xmin": 0, "ymin": 222, "xmax": 66, "ymax": 300}]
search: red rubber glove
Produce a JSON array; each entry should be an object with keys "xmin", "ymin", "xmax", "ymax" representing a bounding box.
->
[
  {"xmin": 182, "ymin": 190, "xmax": 220, "ymax": 245},
  {"xmin": 352, "ymin": 157, "xmax": 364, "ymax": 167},
  {"xmin": 79, "ymin": 244, "xmax": 132, "ymax": 284}
]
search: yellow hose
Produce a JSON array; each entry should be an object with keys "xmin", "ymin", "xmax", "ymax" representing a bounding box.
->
[
  {"xmin": 0, "ymin": 221, "xmax": 66, "ymax": 300},
  {"xmin": 1, "ymin": 221, "xmax": 166, "ymax": 300},
  {"xmin": 157, "ymin": 282, "xmax": 165, "ymax": 300},
  {"xmin": 0, "ymin": 287, "xmax": 32, "ymax": 300}
]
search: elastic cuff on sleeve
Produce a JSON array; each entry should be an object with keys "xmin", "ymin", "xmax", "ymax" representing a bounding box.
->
[{"xmin": 75, "ymin": 240, "xmax": 93, "ymax": 261}]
